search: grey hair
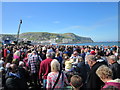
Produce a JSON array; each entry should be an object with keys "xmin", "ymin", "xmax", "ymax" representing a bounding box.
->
[
  {"xmin": 96, "ymin": 65, "xmax": 113, "ymax": 80},
  {"xmin": 86, "ymin": 55, "xmax": 96, "ymax": 61},
  {"xmin": 51, "ymin": 59, "xmax": 60, "ymax": 72},
  {"xmin": 46, "ymin": 53, "xmax": 52, "ymax": 58},
  {"xmin": 108, "ymin": 55, "xmax": 117, "ymax": 62}
]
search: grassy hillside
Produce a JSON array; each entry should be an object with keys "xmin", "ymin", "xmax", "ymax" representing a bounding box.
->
[
  {"xmin": 0, "ymin": 32, "xmax": 93, "ymax": 43},
  {"xmin": 19, "ymin": 32, "xmax": 93, "ymax": 43}
]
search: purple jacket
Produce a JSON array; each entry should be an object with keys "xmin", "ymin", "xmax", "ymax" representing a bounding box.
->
[{"xmin": 102, "ymin": 82, "xmax": 120, "ymax": 90}]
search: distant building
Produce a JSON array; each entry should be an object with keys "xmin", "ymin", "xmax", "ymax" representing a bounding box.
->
[{"xmin": 62, "ymin": 39, "xmax": 73, "ymax": 43}]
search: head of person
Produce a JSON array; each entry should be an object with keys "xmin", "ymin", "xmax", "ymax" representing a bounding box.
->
[
  {"xmin": 64, "ymin": 56, "xmax": 70, "ymax": 61},
  {"xmin": 10, "ymin": 64, "xmax": 18, "ymax": 73},
  {"xmin": 1, "ymin": 57, "xmax": 4, "ymax": 61},
  {"xmin": 81, "ymin": 49, "xmax": 84, "ymax": 54},
  {"xmin": 78, "ymin": 56, "xmax": 84, "ymax": 62},
  {"xmin": 112, "ymin": 50, "xmax": 117, "ymax": 54},
  {"xmin": 73, "ymin": 51, "xmax": 78, "ymax": 56},
  {"xmin": 46, "ymin": 53, "xmax": 52, "ymax": 59},
  {"xmin": 70, "ymin": 75, "xmax": 83, "ymax": 90},
  {"xmin": 108, "ymin": 55, "xmax": 117, "ymax": 65},
  {"xmin": 86, "ymin": 55, "xmax": 96, "ymax": 68},
  {"xmin": 56, "ymin": 52, "xmax": 60, "ymax": 57},
  {"xmin": 14, "ymin": 50, "xmax": 20, "ymax": 56},
  {"xmin": 19, "ymin": 61, "xmax": 25, "ymax": 67},
  {"xmin": 51, "ymin": 59, "xmax": 60, "ymax": 72},
  {"xmin": 96, "ymin": 65, "xmax": 113, "ymax": 82},
  {"xmin": 51, "ymin": 52, "xmax": 55, "ymax": 59}
]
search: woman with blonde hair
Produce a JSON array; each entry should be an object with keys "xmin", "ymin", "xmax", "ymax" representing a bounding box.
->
[
  {"xmin": 96, "ymin": 65, "xmax": 120, "ymax": 89},
  {"xmin": 13, "ymin": 50, "xmax": 20, "ymax": 61},
  {"xmin": 46, "ymin": 59, "xmax": 69, "ymax": 89}
]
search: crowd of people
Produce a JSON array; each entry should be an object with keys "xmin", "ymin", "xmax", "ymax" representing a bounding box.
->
[{"xmin": 0, "ymin": 44, "xmax": 120, "ymax": 90}]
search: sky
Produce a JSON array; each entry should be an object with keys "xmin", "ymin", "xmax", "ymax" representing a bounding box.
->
[{"xmin": 1, "ymin": 2, "xmax": 118, "ymax": 42}]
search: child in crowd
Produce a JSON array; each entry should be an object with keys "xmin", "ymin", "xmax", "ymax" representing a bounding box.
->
[{"xmin": 70, "ymin": 75, "xmax": 83, "ymax": 90}]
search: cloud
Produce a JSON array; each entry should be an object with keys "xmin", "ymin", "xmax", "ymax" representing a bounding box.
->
[{"xmin": 52, "ymin": 21, "xmax": 60, "ymax": 24}]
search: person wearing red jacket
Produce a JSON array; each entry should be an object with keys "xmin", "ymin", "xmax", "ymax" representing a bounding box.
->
[{"xmin": 39, "ymin": 53, "xmax": 53, "ymax": 89}]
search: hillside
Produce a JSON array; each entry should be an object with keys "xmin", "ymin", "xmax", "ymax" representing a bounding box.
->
[{"xmin": 1, "ymin": 32, "xmax": 94, "ymax": 44}]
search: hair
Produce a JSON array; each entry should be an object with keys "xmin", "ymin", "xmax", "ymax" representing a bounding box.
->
[
  {"xmin": 19, "ymin": 61, "xmax": 24, "ymax": 67},
  {"xmin": 51, "ymin": 59, "xmax": 60, "ymax": 72},
  {"xmin": 108, "ymin": 55, "xmax": 117, "ymax": 62},
  {"xmin": 56, "ymin": 52, "xmax": 60, "ymax": 57},
  {"xmin": 81, "ymin": 49, "xmax": 84, "ymax": 53},
  {"xmin": 70, "ymin": 75, "xmax": 83, "ymax": 89},
  {"xmin": 51, "ymin": 52, "xmax": 55, "ymax": 58},
  {"xmin": 78, "ymin": 56, "xmax": 84, "ymax": 62},
  {"xmin": 86, "ymin": 55, "xmax": 96, "ymax": 61},
  {"xmin": 14, "ymin": 51, "xmax": 20, "ymax": 56},
  {"xmin": 10, "ymin": 64, "xmax": 18, "ymax": 73},
  {"xmin": 96, "ymin": 65, "xmax": 113, "ymax": 80},
  {"xmin": 46, "ymin": 53, "xmax": 52, "ymax": 58}
]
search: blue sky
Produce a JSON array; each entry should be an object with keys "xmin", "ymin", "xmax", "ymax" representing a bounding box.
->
[{"xmin": 2, "ymin": 2, "xmax": 118, "ymax": 42}]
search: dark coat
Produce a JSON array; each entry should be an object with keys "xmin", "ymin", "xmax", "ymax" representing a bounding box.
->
[
  {"xmin": 74, "ymin": 61, "xmax": 90, "ymax": 83},
  {"xmin": 5, "ymin": 72, "xmax": 27, "ymax": 90},
  {"xmin": 5, "ymin": 76, "xmax": 22, "ymax": 90},
  {"xmin": 86, "ymin": 62, "xmax": 106, "ymax": 90},
  {"xmin": 109, "ymin": 62, "xmax": 120, "ymax": 79}
]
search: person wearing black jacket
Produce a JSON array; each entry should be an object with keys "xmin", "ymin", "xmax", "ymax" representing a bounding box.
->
[
  {"xmin": 108, "ymin": 55, "xmax": 120, "ymax": 79},
  {"xmin": 86, "ymin": 55, "xmax": 107, "ymax": 90},
  {"xmin": 5, "ymin": 64, "xmax": 27, "ymax": 90}
]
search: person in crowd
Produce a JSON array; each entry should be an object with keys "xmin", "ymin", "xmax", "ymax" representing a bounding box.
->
[
  {"xmin": 1, "ymin": 44, "xmax": 119, "ymax": 90},
  {"xmin": 86, "ymin": 55, "xmax": 106, "ymax": 90},
  {"xmin": 46, "ymin": 59, "xmax": 69, "ymax": 89},
  {"xmin": 70, "ymin": 75, "xmax": 83, "ymax": 90},
  {"xmin": 65, "ymin": 57, "xmax": 72, "ymax": 72},
  {"xmin": 63, "ymin": 48, "xmax": 72, "ymax": 57},
  {"xmin": 13, "ymin": 50, "xmax": 20, "ymax": 61},
  {"xmin": 112, "ymin": 50, "xmax": 118, "ymax": 56},
  {"xmin": 107, "ymin": 55, "xmax": 120, "ymax": 79},
  {"xmin": 47, "ymin": 47, "xmax": 54, "ymax": 53},
  {"xmin": 96, "ymin": 65, "xmax": 120, "ymax": 89},
  {"xmin": 55, "ymin": 52, "xmax": 63, "ymax": 65},
  {"xmin": 18, "ymin": 61, "xmax": 29, "ymax": 89},
  {"xmin": 70, "ymin": 51, "xmax": 82, "ymax": 67},
  {"xmin": 3, "ymin": 47, "xmax": 8, "ymax": 59},
  {"xmin": 71, "ymin": 56, "xmax": 90, "ymax": 87},
  {"xmin": 40, "ymin": 51, "xmax": 46, "ymax": 60},
  {"xmin": 80, "ymin": 49, "xmax": 86, "ymax": 60},
  {"xmin": 117, "ymin": 55, "xmax": 120, "ymax": 64},
  {"xmin": 5, "ymin": 64, "xmax": 27, "ymax": 90},
  {"xmin": 55, "ymin": 48, "xmax": 63, "ymax": 57},
  {"xmin": 5, "ymin": 63, "xmax": 11, "ymax": 74},
  {"xmin": 39, "ymin": 53, "xmax": 53, "ymax": 89},
  {"xmin": 5, "ymin": 53, "xmax": 13, "ymax": 64},
  {"xmin": 28, "ymin": 51, "xmax": 41, "ymax": 87},
  {"xmin": 0, "ymin": 57, "xmax": 5, "ymax": 70}
]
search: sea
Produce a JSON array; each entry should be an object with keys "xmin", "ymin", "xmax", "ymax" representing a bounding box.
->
[{"xmin": 60, "ymin": 42, "xmax": 120, "ymax": 46}]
